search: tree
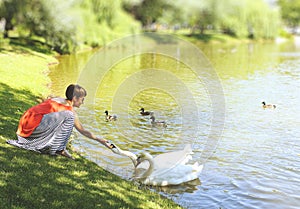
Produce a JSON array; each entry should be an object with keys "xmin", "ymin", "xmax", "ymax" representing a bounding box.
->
[
  {"xmin": 0, "ymin": 0, "xmax": 24, "ymax": 38},
  {"xmin": 123, "ymin": 0, "xmax": 169, "ymax": 27},
  {"xmin": 0, "ymin": 0, "xmax": 76, "ymax": 54},
  {"xmin": 278, "ymin": 0, "xmax": 300, "ymax": 33},
  {"xmin": 90, "ymin": 0, "xmax": 118, "ymax": 28}
]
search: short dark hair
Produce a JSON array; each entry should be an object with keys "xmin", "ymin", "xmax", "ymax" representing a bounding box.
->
[{"xmin": 65, "ymin": 84, "xmax": 87, "ymax": 101}]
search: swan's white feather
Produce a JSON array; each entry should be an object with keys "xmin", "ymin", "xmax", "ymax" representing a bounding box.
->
[
  {"xmin": 137, "ymin": 144, "xmax": 193, "ymax": 170},
  {"xmin": 144, "ymin": 163, "xmax": 203, "ymax": 186}
]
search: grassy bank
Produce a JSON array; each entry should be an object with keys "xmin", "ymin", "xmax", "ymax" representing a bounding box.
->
[{"xmin": 0, "ymin": 41, "xmax": 182, "ymax": 209}]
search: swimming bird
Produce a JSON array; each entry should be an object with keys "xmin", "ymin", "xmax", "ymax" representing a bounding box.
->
[
  {"xmin": 134, "ymin": 144, "xmax": 203, "ymax": 186},
  {"xmin": 105, "ymin": 110, "xmax": 117, "ymax": 121},
  {"xmin": 150, "ymin": 115, "xmax": 167, "ymax": 127},
  {"xmin": 262, "ymin": 101, "xmax": 276, "ymax": 109},
  {"xmin": 140, "ymin": 108, "xmax": 153, "ymax": 116}
]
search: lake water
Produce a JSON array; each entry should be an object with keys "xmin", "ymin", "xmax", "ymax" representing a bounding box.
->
[{"xmin": 49, "ymin": 34, "xmax": 300, "ymax": 209}]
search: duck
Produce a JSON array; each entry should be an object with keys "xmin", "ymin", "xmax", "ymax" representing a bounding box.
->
[
  {"xmin": 105, "ymin": 110, "xmax": 117, "ymax": 121},
  {"xmin": 150, "ymin": 115, "xmax": 167, "ymax": 127},
  {"xmin": 262, "ymin": 101, "xmax": 276, "ymax": 109},
  {"xmin": 134, "ymin": 144, "xmax": 203, "ymax": 186},
  {"xmin": 140, "ymin": 108, "xmax": 153, "ymax": 116}
]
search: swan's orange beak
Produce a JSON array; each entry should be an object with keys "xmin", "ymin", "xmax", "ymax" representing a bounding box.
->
[{"xmin": 107, "ymin": 142, "xmax": 116, "ymax": 149}]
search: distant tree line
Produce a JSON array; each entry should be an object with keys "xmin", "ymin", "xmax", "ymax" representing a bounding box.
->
[
  {"xmin": 0, "ymin": 0, "xmax": 299, "ymax": 54},
  {"xmin": 123, "ymin": 0, "xmax": 282, "ymax": 39}
]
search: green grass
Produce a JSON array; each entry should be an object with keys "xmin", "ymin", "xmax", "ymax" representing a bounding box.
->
[{"xmin": 0, "ymin": 41, "xmax": 182, "ymax": 209}]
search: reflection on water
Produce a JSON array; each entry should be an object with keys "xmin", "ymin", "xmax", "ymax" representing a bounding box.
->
[
  {"xmin": 157, "ymin": 178, "xmax": 201, "ymax": 194},
  {"xmin": 48, "ymin": 49, "xmax": 97, "ymax": 97},
  {"xmin": 49, "ymin": 38, "xmax": 300, "ymax": 209}
]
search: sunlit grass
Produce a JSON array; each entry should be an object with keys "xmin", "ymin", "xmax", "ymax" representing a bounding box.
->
[{"xmin": 0, "ymin": 42, "xmax": 55, "ymax": 98}]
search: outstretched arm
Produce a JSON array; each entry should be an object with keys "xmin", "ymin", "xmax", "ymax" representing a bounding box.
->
[{"xmin": 74, "ymin": 115, "xmax": 112, "ymax": 149}]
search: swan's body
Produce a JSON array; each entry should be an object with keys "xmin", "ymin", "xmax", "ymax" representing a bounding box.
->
[
  {"xmin": 262, "ymin": 101, "xmax": 276, "ymax": 109},
  {"xmin": 150, "ymin": 115, "xmax": 167, "ymax": 127},
  {"xmin": 134, "ymin": 144, "xmax": 203, "ymax": 186},
  {"xmin": 140, "ymin": 108, "xmax": 153, "ymax": 116},
  {"xmin": 105, "ymin": 110, "xmax": 117, "ymax": 121}
]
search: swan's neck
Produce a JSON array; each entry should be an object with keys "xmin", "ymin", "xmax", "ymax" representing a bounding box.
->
[
  {"xmin": 115, "ymin": 148, "xmax": 137, "ymax": 167},
  {"xmin": 141, "ymin": 158, "xmax": 154, "ymax": 178}
]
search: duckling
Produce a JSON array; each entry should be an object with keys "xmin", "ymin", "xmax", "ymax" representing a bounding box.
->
[
  {"xmin": 150, "ymin": 115, "xmax": 167, "ymax": 127},
  {"xmin": 105, "ymin": 110, "xmax": 117, "ymax": 121},
  {"xmin": 262, "ymin": 101, "xmax": 276, "ymax": 109},
  {"xmin": 140, "ymin": 108, "xmax": 153, "ymax": 116}
]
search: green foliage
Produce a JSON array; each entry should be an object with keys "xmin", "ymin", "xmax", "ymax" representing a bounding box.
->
[
  {"xmin": 90, "ymin": 0, "xmax": 118, "ymax": 27},
  {"xmin": 158, "ymin": 4, "xmax": 184, "ymax": 26},
  {"xmin": 28, "ymin": 0, "xmax": 77, "ymax": 54},
  {"xmin": 75, "ymin": 1, "xmax": 140, "ymax": 48},
  {"xmin": 0, "ymin": 0, "xmax": 285, "ymax": 52},
  {"xmin": 0, "ymin": 0, "xmax": 20, "ymax": 37},
  {"xmin": 0, "ymin": 0, "xmax": 76, "ymax": 54},
  {"xmin": 217, "ymin": 0, "xmax": 279, "ymax": 39},
  {"xmin": 122, "ymin": 0, "xmax": 169, "ymax": 26},
  {"xmin": 0, "ymin": 0, "xmax": 141, "ymax": 54},
  {"xmin": 279, "ymin": 0, "xmax": 300, "ymax": 31},
  {"xmin": 123, "ymin": 0, "xmax": 281, "ymax": 39}
]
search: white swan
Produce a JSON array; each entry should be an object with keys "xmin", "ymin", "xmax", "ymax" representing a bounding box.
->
[{"xmin": 134, "ymin": 144, "xmax": 203, "ymax": 186}]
